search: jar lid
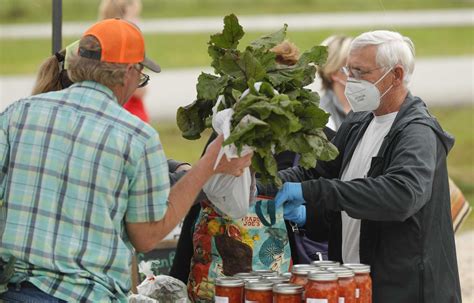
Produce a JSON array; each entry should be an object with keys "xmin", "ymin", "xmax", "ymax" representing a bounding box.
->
[
  {"xmin": 308, "ymin": 271, "xmax": 338, "ymax": 281},
  {"xmin": 292, "ymin": 266, "xmax": 321, "ymax": 275},
  {"xmin": 245, "ymin": 281, "xmax": 274, "ymax": 291},
  {"xmin": 280, "ymin": 272, "xmax": 292, "ymax": 279},
  {"xmin": 344, "ymin": 263, "xmax": 371, "ymax": 273},
  {"xmin": 272, "ymin": 283, "xmax": 304, "ymax": 294},
  {"xmin": 215, "ymin": 277, "xmax": 244, "ymax": 287},
  {"xmin": 234, "ymin": 272, "xmax": 262, "ymax": 281},
  {"xmin": 326, "ymin": 267, "xmax": 355, "ymax": 278},
  {"xmin": 264, "ymin": 276, "xmax": 290, "ymax": 284},
  {"xmin": 311, "ymin": 260, "xmax": 340, "ymax": 267}
]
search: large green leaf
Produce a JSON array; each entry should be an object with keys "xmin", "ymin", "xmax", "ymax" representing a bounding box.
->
[
  {"xmin": 196, "ymin": 73, "xmax": 230, "ymax": 101},
  {"xmin": 298, "ymin": 45, "xmax": 328, "ymax": 66},
  {"xmin": 249, "ymin": 24, "xmax": 288, "ymax": 50},
  {"xmin": 209, "ymin": 14, "xmax": 244, "ymax": 49},
  {"xmin": 239, "ymin": 50, "xmax": 266, "ymax": 81}
]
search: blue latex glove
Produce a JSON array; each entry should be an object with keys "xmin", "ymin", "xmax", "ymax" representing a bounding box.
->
[
  {"xmin": 284, "ymin": 204, "xmax": 306, "ymax": 226},
  {"xmin": 274, "ymin": 182, "xmax": 305, "ymax": 208}
]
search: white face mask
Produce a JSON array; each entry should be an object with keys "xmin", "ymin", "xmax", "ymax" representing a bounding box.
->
[{"xmin": 344, "ymin": 67, "xmax": 394, "ymax": 112}]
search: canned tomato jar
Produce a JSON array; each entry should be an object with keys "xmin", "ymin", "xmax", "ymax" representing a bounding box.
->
[
  {"xmin": 305, "ymin": 271, "xmax": 339, "ymax": 303},
  {"xmin": 273, "ymin": 283, "xmax": 303, "ymax": 303},
  {"xmin": 245, "ymin": 280, "xmax": 273, "ymax": 303},
  {"xmin": 344, "ymin": 264, "xmax": 372, "ymax": 303},
  {"xmin": 215, "ymin": 277, "xmax": 244, "ymax": 303},
  {"xmin": 327, "ymin": 267, "xmax": 356, "ymax": 303},
  {"xmin": 289, "ymin": 265, "xmax": 319, "ymax": 286},
  {"xmin": 251, "ymin": 269, "xmax": 278, "ymax": 278}
]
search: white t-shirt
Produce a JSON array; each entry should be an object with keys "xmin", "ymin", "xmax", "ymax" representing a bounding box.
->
[{"xmin": 340, "ymin": 111, "xmax": 398, "ymax": 263}]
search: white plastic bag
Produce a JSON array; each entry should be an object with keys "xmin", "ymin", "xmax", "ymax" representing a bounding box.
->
[
  {"xmin": 203, "ymin": 95, "xmax": 254, "ymax": 219},
  {"xmin": 132, "ymin": 261, "xmax": 188, "ymax": 303}
]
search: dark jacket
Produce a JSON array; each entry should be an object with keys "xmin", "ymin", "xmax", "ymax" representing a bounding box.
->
[{"xmin": 260, "ymin": 93, "xmax": 461, "ymax": 303}]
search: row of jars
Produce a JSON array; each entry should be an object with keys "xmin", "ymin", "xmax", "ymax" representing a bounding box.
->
[{"xmin": 214, "ymin": 261, "xmax": 371, "ymax": 303}]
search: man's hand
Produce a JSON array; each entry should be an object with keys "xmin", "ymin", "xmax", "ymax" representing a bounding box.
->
[
  {"xmin": 284, "ymin": 205, "xmax": 306, "ymax": 226},
  {"xmin": 204, "ymin": 135, "xmax": 253, "ymax": 177},
  {"xmin": 274, "ymin": 182, "xmax": 305, "ymax": 208}
]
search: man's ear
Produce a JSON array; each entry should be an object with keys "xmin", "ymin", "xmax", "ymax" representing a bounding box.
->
[{"xmin": 392, "ymin": 65, "xmax": 405, "ymax": 87}]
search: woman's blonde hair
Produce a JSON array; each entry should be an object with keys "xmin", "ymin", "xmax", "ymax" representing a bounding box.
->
[
  {"xmin": 318, "ymin": 35, "xmax": 352, "ymax": 90},
  {"xmin": 98, "ymin": 0, "xmax": 142, "ymax": 20},
  {"xmin": 67, "ymin": 35, "xmax": 128, "ymax": 88},
  {"xmin": 31, "ymin": 51, "xmax": 65, "ymax": 95},
  {"xmin": 270, "ymin": 40, "xmax": 300, "ymax": 65}
]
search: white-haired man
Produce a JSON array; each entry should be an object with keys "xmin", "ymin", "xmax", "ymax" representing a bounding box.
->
[{"xmin": 259, "ymin": 30, "xmax": 461, "ymax": 302}]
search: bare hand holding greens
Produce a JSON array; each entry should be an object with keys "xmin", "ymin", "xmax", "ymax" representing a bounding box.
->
[{"xmin": 177, "ymin": 14, "xmax": 338, "ymax": 186}]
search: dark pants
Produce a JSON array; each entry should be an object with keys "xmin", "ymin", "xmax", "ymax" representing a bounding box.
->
[{"xmin": 0, "ymin": 282, "xmax": 66, "ymax": 303}]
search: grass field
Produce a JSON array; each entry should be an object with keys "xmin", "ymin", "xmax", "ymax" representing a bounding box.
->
[
  {"xmin": 1, "ymin": 26, "xmax": 473, "ymax": 75},
  {"xmin": 153, "ymin": 105, "xmax": 474, "ymax": 232},
  {"xmin": 1, "ymin": 0, "xmax": 472, "ymax": 24}
]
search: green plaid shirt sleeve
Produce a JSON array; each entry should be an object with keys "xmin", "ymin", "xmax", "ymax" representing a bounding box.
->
[
  {"xmin": 126, "ymin": 132, "xmax": 169, "ymax": 223},
  {"xmin": 0, "ymin": 110, "xmax": 9, "ymax": 200}
]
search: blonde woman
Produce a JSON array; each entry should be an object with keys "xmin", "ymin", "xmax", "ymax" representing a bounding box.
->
[{"xmin": 318, "ymin": 35, "xmax": 353, "ymax": 130}]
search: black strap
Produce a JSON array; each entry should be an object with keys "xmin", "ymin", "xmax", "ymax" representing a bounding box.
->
[{"xmin": 255, "ymin": 200, "xmax": 276, "ymax": 227}]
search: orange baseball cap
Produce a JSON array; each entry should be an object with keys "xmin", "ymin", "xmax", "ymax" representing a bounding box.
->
[{"xmin": 79, "ymin": 18, "xmax": 160, "ymax": 72}]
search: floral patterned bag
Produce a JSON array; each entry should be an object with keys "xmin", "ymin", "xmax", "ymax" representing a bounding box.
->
[{"xmin": 187, "ymin": 196, "xmax": 291, "ymax": 302}]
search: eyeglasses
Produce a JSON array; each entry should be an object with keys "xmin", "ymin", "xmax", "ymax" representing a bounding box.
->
[
  {"xmin": 134, "ymin": 65, "xmax": 150, "ymax": 88},
  {"xmin": 340, "ymin": 65, "xmax": 386, "ymax": 79}
]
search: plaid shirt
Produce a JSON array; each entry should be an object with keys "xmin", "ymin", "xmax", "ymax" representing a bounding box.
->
[{"xmin": 0, "ymin": 81, "xmax": 169, "ymax": 302}]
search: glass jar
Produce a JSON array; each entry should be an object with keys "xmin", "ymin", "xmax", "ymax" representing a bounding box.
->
[
  {"xmin": 344, "ymin": 264, "xmax": 372, "ymax": 303},
  {"xmin": 273, "ymin": 283, "xmax": 303, "ymax": 303},
  {"xmin": 245, "ymin": 281, "xmax": 273, "ymax": 303},
  {"xmin": 215, "ymin": 277, "xmax": 244, "ymax": 303},
  {"xmin": 327, "ymin": 267, "xmax": 356, "ymax": 303},
  {"xmin": 305, "ymin": 272, "xmax": 339, "ymax": 303},
  {"xmin": 289, "ymin": 265, "xmax": 319, "ymax": 287}
]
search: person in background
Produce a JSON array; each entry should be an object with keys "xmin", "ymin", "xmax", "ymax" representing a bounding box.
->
[
  {"xmin": 99, "ymin": 0, "xmax": 150, "ymax": 122},
  {"xmin": 0, "ymin": 19, "xmax": 251, "ymax": 302},
  {"xmin": 261, "ymin": 30, "xmax": 461, "ymax": 302},
  {"xmin": 318, "ymin": 35, "xmax": 353, "ymax": 131}
]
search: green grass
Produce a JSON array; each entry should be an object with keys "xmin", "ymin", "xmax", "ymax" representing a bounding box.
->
[
  {"xmin": 1, "ymin": 26, "xmax": 473, "ymax": 76},
  {"xmin": 154, "ymin": 105, "xmax": 474, "ymax": 232},
  {"xmin": 1, "ymin": 0, "xmax": 472, "ymax": 24}
]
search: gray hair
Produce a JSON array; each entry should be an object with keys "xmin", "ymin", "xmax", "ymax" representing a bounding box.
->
[
  {"xmin": 351, "ymin": 30, "xmax": 415, "ymax": 84},
  {"xmin": 67, "ymin": 35, "xmax": 128, "ymax": 87}
]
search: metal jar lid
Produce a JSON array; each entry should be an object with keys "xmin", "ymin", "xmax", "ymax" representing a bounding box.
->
[
  {"xmin": 234, "ymin": 272, "xmax": 263, "ymax": 281},
  {"xmin": 252, "ymin": 269, "xmax": 279, "ymax": 277},
  {"xmin": 326, "ymin": 267, "xmax": 355, "ymax": 278},
  {"xmin": 292, "ymin": 266, "xmax": 322, "ymax": 276},
  {"xmin": 215, "ymin": 277, "xmax": 244, "ymax": 287},
  {"xmin": 245, "ymin": 280, "xmax": 274, "ymax": 291},
  {"xmin": 272, "ymin": 283, "xmax": 304, "ymax": 294},
  {"xmin": 343, "ymin": 263, "xmax": 371, "ymax": 273},
  {"xmin": 311, "ymin": 260, "xmax": 340, "ymax": 267},
  {"xmin": 264, "ymin": 276, "xmax": 290, "ymax": 284},
  {"xmin": 307, "ymin": 271, "xmax": 338, "ymax": 281},
  {"xmin": 280, "ymin": 272, "xmax": 292, "ymax": 279}
]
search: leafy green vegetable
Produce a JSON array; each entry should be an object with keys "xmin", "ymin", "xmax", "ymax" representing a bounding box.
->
[{"xmin": 177, "ymin": 14, "xmax": 338, "ymax": 186}]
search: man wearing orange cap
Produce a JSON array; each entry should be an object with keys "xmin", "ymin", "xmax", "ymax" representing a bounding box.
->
[{"xmin": 0, "ymin": 19, "xmax": 251, "ymax": 302}]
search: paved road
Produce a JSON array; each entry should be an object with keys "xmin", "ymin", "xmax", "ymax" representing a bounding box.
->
[
  {"xmin": 1, "ymin": 56, "xmax": 472, "ymax": 120},
  {"xmin": 1, "ymin": 9, "xmax": 473, "ymax": 39}
]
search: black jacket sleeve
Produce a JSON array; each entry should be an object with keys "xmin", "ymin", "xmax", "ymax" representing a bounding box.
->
[{"xmin": 302, "ymin": 123, "xmax": 437, "ymax": 222}]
